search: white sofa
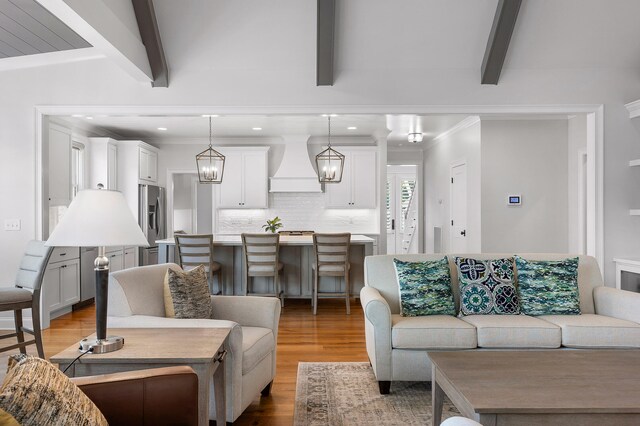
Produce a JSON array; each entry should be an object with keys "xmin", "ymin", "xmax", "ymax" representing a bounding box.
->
[
  {"xmin": 107, "ymin": 263, "xmax": 281, "ymax": 423},
  {"xmin": 361, "ymin": 254, "xmax": 640, "ymax": 394}
]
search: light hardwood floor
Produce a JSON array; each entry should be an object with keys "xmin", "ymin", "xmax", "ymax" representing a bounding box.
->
[{"xmin": 40, "ymin": 298, "xmax": 368, "ymax": 425}]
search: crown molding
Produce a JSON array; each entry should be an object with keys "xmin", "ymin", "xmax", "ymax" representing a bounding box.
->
[{"xmin": 625, "ymin": 99, "xmax": 640, "ymax": 119}]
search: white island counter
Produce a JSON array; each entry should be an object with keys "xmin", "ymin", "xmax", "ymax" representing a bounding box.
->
[{"xmin": 157, "ymin": 234, "xmax": 375, "ymax": 300}]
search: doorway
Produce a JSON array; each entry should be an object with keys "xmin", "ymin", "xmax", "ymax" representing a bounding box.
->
[
  {"xmin": 169, "ymin": 172, "xmax": 213, "ymax": 237},
  {"xmin": 450, "ymin": 161, "xmax": 468, "ymax": 252},
  {"xmin": 386, "ymin": 165, "xmax": 418, "ymax": 254}
]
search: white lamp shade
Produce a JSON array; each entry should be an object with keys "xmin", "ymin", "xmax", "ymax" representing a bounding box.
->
[{"xmin": 46, "ymin": 189, "xmax": 149, "ymax": 247}]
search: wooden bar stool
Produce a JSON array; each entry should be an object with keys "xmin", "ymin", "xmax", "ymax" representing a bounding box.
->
[
  {"xmin": 174, "ymin": 234, "xmax": 223, "ymax": 294},
  {"xmin": 241, "ymin": 233, "xmax": 284, "ymax": 306},
  {"xmin": 312, "ymin": 233, "xmax": 351, "ymax": 315},
  {"xmin": 0, "ymin": 240, "xmax": 53, "ymax": 358}
]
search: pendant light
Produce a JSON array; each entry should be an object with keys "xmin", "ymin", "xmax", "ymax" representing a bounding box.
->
[
  {"xmin": 315, "ymin": 116, "xmax": 345, "ymax": 183},
  {"xmin": 196, "ymin": 116, "xmax": 225, "ymax": 184}
]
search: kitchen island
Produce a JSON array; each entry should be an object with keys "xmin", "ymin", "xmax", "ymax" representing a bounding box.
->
[{"xmin": 156, "ymin": 235, "xmax": 375, "ymax": 300}]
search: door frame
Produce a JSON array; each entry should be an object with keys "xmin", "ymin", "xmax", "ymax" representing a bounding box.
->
[
  {"xmin": 34, "ymin": 104, "xmax": 604, "ymax": 270},
  {"xmin": 386, "ymin": 165, "xmax": 419, "ymax": 254},
  {"xmin": 449, "ymin": 159, "xmax": 468, "ymax": 252},
  {"xmin": 386, "ymin": 161, "xmax": 423, "ymax": 253}
]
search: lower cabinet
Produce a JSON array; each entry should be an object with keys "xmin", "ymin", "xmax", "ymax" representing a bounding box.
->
[
  {"xmin": 42, "ymin": 256, "xmax": 80, "ymax": 328},
  {"xmin": 124, "ymin": 246, "xmax": 136, "ymax": 269}
]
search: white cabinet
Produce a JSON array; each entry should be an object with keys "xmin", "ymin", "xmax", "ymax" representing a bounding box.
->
[
  {"xmin": 325, "ymin": 149, "xmax": 377, "ymax": 208},
  {"xmin": 106, "ymin": 247, "xmax": 136, "ymax": 273},
  {"xmin": 124, "ymin": 246, "xmax": 136, "ymax": 269},
  {"xmin": 217, "ymin": 148, "xmax": 269, "ymax": 209},
  {"xmin": 107, "ymin": 250, "xmax": 124, "ymax": 273},
  {"xmin": 48, "ymin": 124, "xmax": 72, "ymax": 206},
  {"xmin": 139, "ymin": 147, "xmax": 158, "ymax": 183},
  {"xmin": 89, "ymin": 138, "xmax": 118, "ymax": 190},
  {"xmin": 42, "ymin": 246, "xmax": 80, "ymax": 328}
]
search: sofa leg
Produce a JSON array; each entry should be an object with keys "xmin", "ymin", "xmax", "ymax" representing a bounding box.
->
[
  {"xmin": 378, "ymin": 381, "xmax": 391, "ymax": 395},
  {"xmin": 261, "ymin": 381, "xmax": 273, "ymax": 397}
]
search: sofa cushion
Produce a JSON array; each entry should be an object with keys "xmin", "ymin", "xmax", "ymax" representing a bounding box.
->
[
  {"xmin": 455, "ymin": 257, "xmax": 520, "ymax": 315},
  {"xmin": 461, "ymin": 315, "xmax": 561, "ymax": 348},
  {"xmin": 393, "ymin": 257, "xmax": 456, "ymax": 316},
  {"xmin": 515, "ymin": 256, "xmax": 581, "ymax": 316},
  {"xmin": 242, "ymin": 327, "xmax": 274, "ymax": 374},
  {"xmin": 391, "ymin": 315, "xmax": 477, "ymax": 349},
  {"xmin": 163, "ymin": 265, "xmax": 213, "ymax": 319},
  {"xmin": 0, "ymin": 354, "xmax": 107, "ymax": 426},
  {"xmin": 539, "ymin": 314, "xmax": 640, "ymax": 348}
]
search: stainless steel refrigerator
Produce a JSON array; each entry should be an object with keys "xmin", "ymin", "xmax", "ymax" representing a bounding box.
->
[{"xmin": 139, "ymin": 184, "xmax": 166, "ymax": 266}]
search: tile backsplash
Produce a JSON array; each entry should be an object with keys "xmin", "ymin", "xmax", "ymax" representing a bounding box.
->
[{"xmin": 216, "ymin": 193, "xmax": 378, "ymax": 234}]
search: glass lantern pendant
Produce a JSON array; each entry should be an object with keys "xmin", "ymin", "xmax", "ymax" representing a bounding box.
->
[
  {"xmin": 196, "ymin": 116, "xmax": 225, "ymax": 184},
  {"xmin": 316, "ymin": 116, "xmax": 345, "ymax": 183}
]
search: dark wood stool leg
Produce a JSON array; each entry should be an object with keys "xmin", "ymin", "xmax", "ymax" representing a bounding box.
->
[
  {"xmin": 14, "ymin": 309, "xmax": 26, "ymax": 355},
  {"xmin": 31, "ymin": 303, "xmax": 45, "ymax": 358},
  {"xmin": 345, "ymin": 272, "xmax": 351, "ymax": 315}
]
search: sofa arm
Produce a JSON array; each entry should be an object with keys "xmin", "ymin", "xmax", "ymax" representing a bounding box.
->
[
  {"xmin": 211, "ymin": 295, "xmax": 281, "ymax": 334},
  {"xmin": 594, "ymin": 287, "xmax": 640, "ymax": 324},
  {"xmin": 72, "ymin": 366, "xmax": 198, "ymax": 426},
  {"xmin": 360, "ymin": 286, "xmax": 393, "ymax": 382}
]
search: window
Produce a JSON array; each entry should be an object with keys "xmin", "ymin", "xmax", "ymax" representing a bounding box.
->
[{"xmin": 71, "ymin": 142, "xmax": 85, "ymax": 198}]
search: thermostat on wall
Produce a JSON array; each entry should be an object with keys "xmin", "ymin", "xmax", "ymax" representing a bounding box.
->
[{"xmin": 507, "ymin": 195, "xmax": 522, "ymax": 206}]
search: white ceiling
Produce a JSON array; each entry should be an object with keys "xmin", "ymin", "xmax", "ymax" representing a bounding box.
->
[{"xmin": 57, "ymin": 113, "xmax": 471, "ymax": 146}]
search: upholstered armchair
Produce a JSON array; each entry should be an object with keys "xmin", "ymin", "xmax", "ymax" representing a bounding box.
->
[{"xmin": 107, "ymin": 263, "xmax": 281, "ymax": 423}]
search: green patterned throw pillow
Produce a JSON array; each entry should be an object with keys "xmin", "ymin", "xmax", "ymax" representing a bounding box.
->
[
  {"xmin": 393, "ymin": 257, "xmax": 456, "ymax": 316},
  {"xmin": 515, "ymin": 256, "xmax": 580, "ymax": 316},
  {"xmin": 456, "ymin": 257, "xmax": 520, "ymax": 315}
]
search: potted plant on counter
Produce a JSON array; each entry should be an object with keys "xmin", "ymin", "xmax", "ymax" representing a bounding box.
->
[{"xmin": 262, "ymin": 216, "xmax": 283, "ymax": 233}]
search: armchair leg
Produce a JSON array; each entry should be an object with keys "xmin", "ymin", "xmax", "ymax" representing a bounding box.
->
[
  {"xmin": 261, "ymin": 381, "xmax": 273, "ymax": 397},
  {"xmin": 378, "ymin": 381, "xmax": 391, "ymax": 395}
]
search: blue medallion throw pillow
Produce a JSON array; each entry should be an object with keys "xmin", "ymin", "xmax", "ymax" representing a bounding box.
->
[
  {"xmin": 393, "ymin": 257, "xmax": 456, "ymax": 317},
  {"xmin": 456, "ymin": 257, "xmax": 520, "ymax": 315},
  {"xmin": 515, "ymin": 256, "xmax": 581, "ymax": 316}
]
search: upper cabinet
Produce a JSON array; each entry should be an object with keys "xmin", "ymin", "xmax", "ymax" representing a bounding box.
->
[
  {"xmin": 325, "ymin": 148, "xmax": 377, "ymax": 209},
  {"xmin": 48, "ymin": 124, "xmax": 72, "ymax": 206},
  {"xmin": 217, "ymin": 147, "xmax": 269, "ymax": 209},
  {"xmin": 89, "ymin": 137, "xmax": 118, "ymax": 190},
  {"xmin": 139, "ymin": 146, "xmax": 158, "ymax": 183}
]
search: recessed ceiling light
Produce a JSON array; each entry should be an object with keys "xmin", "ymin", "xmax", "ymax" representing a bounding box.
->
[
  {"xmin": 252, "ymin": 127, "xmax": 262, "ymax": 131},
  {"xmin": 85, "ymin": 116, "xmax": 93, "ymax": 120},
  {"xmin": 157, "ymin": 127, "xmax": 167, "ymax": 131},
  {"xmin": 71, "ymin": 114, "xmax": 84, "ymax": 118},
  {"xmin": 321, "ymin": 114, "xmax": 338, "ymax": 117},
  {"xmin": 202, "ymin": 114, "xmax": 219, "ymax": 118},
  {"xmin": 347, "ymin": 126, "xmax": 357, "ymax": 130},
  {"xmin": 398, "ymin": 143, "xmax": 403, "ymax": 146}
]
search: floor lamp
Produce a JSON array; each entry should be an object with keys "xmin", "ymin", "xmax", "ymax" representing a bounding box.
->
[{"xmin": 46, "ymin": 186, "xmax": 148, "ymax": 353}]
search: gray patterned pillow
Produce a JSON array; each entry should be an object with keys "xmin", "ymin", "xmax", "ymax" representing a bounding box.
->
[
  {"xmin": 163, "ymin": 265, "xmax": 213, "ymax": 319},
  {"xmin": 515, "ymin": 256, "xmax": 580, "ymax": 315},
  {"xmin": 0, "ymin": 354, "xmax": 108, "ymax": 426},
  {"xmin": 393, "ymin": 257, "xmax": 456, "ymax": 316}
]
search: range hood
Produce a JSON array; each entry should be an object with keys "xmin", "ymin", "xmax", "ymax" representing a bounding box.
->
[{"xmin": 270, "ymin": 135, "xmax": 322, "ymax": 192}]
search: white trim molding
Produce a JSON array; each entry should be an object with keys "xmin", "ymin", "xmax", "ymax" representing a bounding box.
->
[{"xmin": 625, "ymin": 99, "xmax": 640, "ymax": 119}]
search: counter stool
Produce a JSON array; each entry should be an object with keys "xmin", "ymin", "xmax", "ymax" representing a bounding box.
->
[
  {"xmin": 174, "ymin": 234, "xmax": 223, "ymax": 294},
  {"xmin": 242, "ymin": 233, "xmax": 284, "ymax": 306},
  {"xmin": 312, "ymin": 233, "xmax": 351, "ymax": 315},
  {"xmin": 0, "ymin": 240, "xmax": 53, "ymax": 358}
]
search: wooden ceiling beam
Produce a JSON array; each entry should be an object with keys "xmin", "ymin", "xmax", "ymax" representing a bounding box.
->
[
  {"xmin": 481, "ymin": 0, "xmax": 522, "ymax": 85},
  {"xmin": 316, "ymin": 0, "xmax": 335, "ymax": 86},
  {"xmin": 132, "ymin": 0, "xmax": 168, "ymax": 87}
]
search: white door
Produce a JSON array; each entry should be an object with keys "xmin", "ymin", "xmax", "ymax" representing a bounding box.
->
[
  {"xmin": 242, "ymin": 153, "xmax": 268, "ymax": 208},
  {"xmin": 450, "ymin": 163, "xmax": 468, "ymax": 252},
  {"xmin": 386, "ymin": 169, "xmax": 418, "ymax": 255}
]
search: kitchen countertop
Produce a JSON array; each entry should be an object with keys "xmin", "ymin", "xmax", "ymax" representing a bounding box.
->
[{"xmin": 156, "ymin": 234, "xmax": 375, "ymax": 246}]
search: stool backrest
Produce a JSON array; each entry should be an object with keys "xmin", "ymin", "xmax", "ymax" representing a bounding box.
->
[
  {"xmin": 313, "ymin": 233, "xmax": 351, "ymax": 274},
  {"xmin": 174, "ymin": 234, "xmax": 215, "ymax": 276},
  {"xmin": 15, "ymin": 240, "xmax": 54, "ymax": 291},
  {"xmin": 242, "ymin": 233, "xmax": 280, "ymax": 276}
]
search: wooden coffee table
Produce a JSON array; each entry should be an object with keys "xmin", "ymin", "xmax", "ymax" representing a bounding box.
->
[
  {"xmin": 430, "ymin": 350, "xmax": 640, "ymax": 426},
  {"xmin": 51, "ymin": 328, "xmax": 229, "ymax": 426}
]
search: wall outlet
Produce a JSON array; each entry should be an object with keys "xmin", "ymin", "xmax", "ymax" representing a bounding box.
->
[{"xmin": 4, "ymin": 219, "xmax": 21, "ymax": 231}]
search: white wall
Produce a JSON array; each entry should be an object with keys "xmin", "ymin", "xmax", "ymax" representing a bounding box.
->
[
  {"xmin": 423, "ymin": 119, "xmax": 482, "ymax": 253},
  {"xmin": 172, "ymin": 173, "xmax": 194, "ymax": 233},
  {"xmin": 481, "ymin": 119, "xmax": 569, "ymax": 253},
  {"xmin": 568, "ymin": 115, "xmax": 588, "ymax": 253}
]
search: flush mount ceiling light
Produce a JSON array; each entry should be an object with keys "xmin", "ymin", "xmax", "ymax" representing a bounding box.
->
[
  {"xmin": 201, "ymin": 114, "xmax": 219, "ymax": 118},
  {"xmin": 347, "ymin": 126, "xmax": 357, "ymax": 130},
  {"xmin": 157, "ymin": 127, "xmax": 167, "ymax": 131},
  {"xmin": 252, "ymin": 127, "xmax": 262, "ymax": 131},
  {"xmin": 196, "ymin": 116, "xmax": 225, "ymax": 184},
  {"xmin": 408, "ymin": 132, "xmax": 423, "ymax": 143},
  {"xmin": 315, "ymin": 116, "xmax": 345, "ymax": 184}
]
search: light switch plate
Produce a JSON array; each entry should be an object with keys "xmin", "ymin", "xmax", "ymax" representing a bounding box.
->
[{"xmin": 4, "ymin": 219, "xmax": 21, "ymax": 231}]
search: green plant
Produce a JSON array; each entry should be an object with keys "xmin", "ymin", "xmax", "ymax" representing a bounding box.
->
[{"xmin": 262, "ymin": 216, "xmax": 283, "ymax": 233}]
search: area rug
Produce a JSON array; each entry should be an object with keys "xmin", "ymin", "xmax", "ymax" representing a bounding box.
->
[{"xmin": 294, "ymin": 362, "xmax": 460, "ymax": 426}]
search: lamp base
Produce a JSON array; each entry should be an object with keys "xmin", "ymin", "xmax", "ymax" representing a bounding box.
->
[{"xmin": 79, "ymin": 336, "xmax": 125, "ymax": 354}]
